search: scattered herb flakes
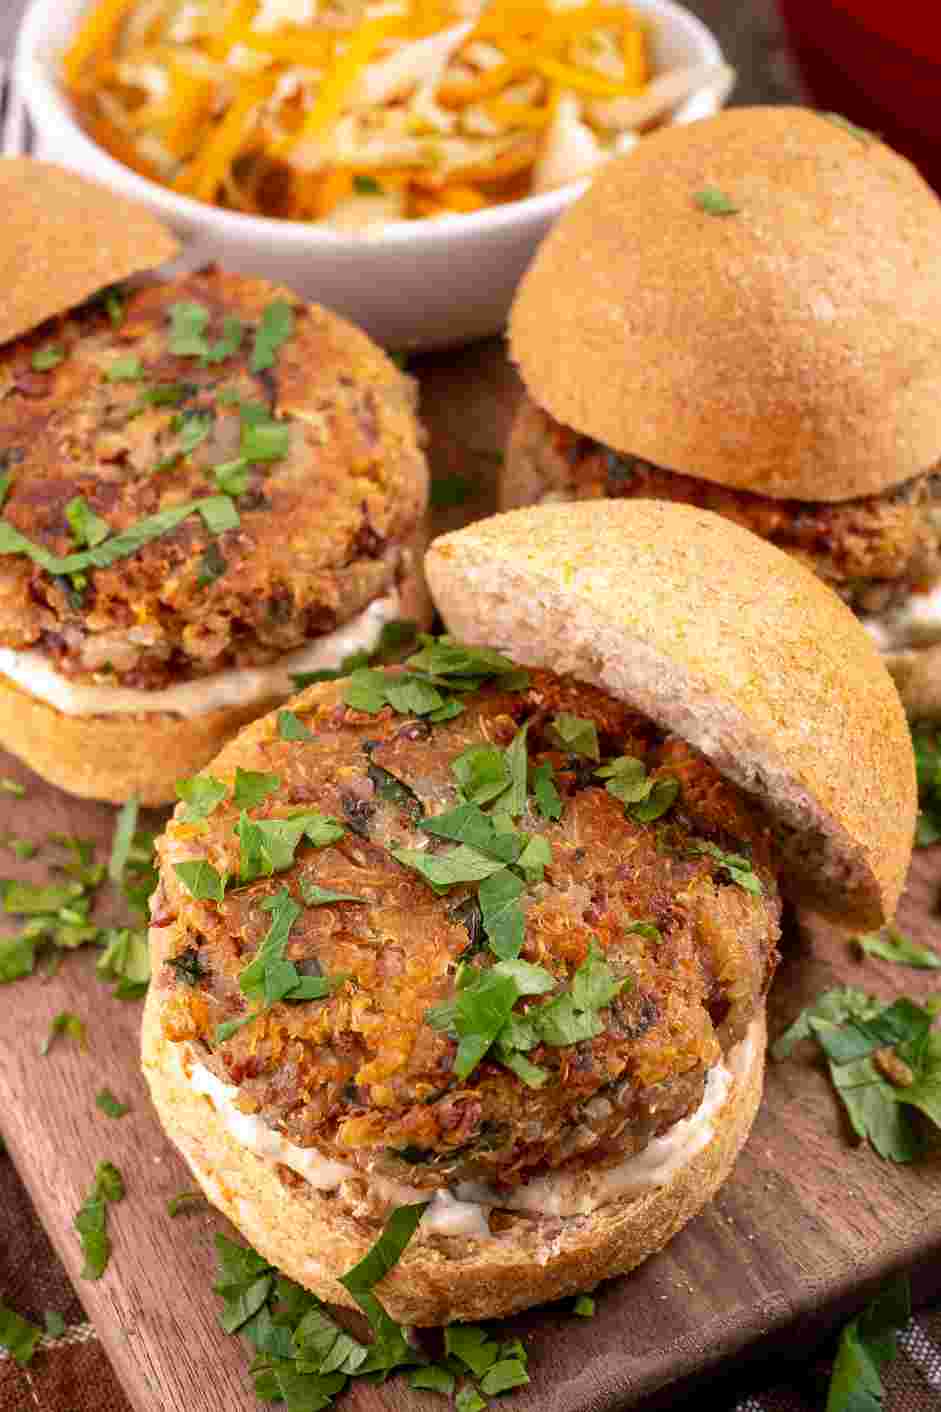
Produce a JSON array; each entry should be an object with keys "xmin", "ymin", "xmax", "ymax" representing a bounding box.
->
[
  {"xmin": 106, "ymin": 355, "xmax": 143, "ymax": 382},
  {"xmin": 688, "ymin": 840, "xmax": 762, "ymax": 894},
  {"xmin": 167, "ymin": 1190, "xmax": 206, "ymax": 1217},
  {"xmin": 95, "ymin": 1088, "xmax": 129, "ymax": 1119},
  {"xmin": 197, "ymin": 540, "xmax": 227, "ymax": 587},
  {"xmin": 856, "ymin": 926, "xmax": 941, "ymax": 970},
  {"xmin": 205, "ymin": 314, "xmax": 244, "ymax": 365},
  {"xmin": 410, "ymin": 1365, "xmax": 455, "ymax": 1394},
  {"xmin": 694, "ymin": 185, "xmax": 739, "ymax": 215},
  {"xmin": 252, "ymin": 300, "xmax": 295, "ymax": 373},
  {"xmin": 108, "ymin": 797, "xmax": 139, "ymax": 885},
  {"xmin": 168, "ymin": 301, "xmax": 211, "ymax": 358},
  {"xmin": 241, "ymin": 416, "xmax": 290, "ymax": 464},
  {"xmin": 594, "ymin": 757, "xmax": 681, "ymax": 824},
  {"xmin": 41, "ymin": 1011, "xmax": 86, "ymax": 1055},
  {"xmin": 531, "ymin": 760, "xmax": 562, "ymax": 821},
  {"xmin": 337, "ymin": 1202, "xmax": 428, "ymax": 1373},
  {"xmin": 480, "ymin": 1357, "xmax": 530, "ymax": 1394},
  {"xmin": 626, "ymin": 919, "xmax": 661, "ymax": 942},
  {"xmin": 233, "ymin": 768, "xmax": 281, "ymax": 810},
  {"xmin": 0, "ymin": 1305, "xmax": 42, "ymax": 1364},
  {"xmin": 391, "ymin": 843, "xmax": 507, "ymax": 891},
  {"xmin": 0, "ymin": 934, "xmax": 36, "ymax": 982},
  {"xmin": 173, "ymin": 859, "xmax": 227, "ymax": 902},
  {"xmin": 44, "ymin": 1310, "xmax": 66, "ymax": 1338},
  {"xmin": 298, "ymin": 881, "xmax": 365, "ymax": 908},
  {"xmin": 455, "ymin": 1389, "xmax": 486, "ymax": 1412},
  {"xmin": 353, "ymin": 174, "xmax": 383, "ymax": 195},
  {"xmin": 0, "ymin": 835, "xmax": 37, "ymax": 859},
  {"xmin": 278, "ymin": 710, "xmax": 314, "ymax": 742},
  {"xmin": 105, "ymin": 288, "xmax": 125, "ymax": 327},
  {"xmin": 909, "ymin": 723, "xmax": 941, "ymax": 845},
  {"xmin": 166, "ymin": 944, "xmax": 206, "ymax": 987},
  {"xmin": 419, "ymin": 803, "xmax": 522, "ymax": 863},
  {"xmin": 574, "ymin": 1294, "xmax": 595, "ymax": 1317},
  {"xmin": 177, "ymin": 774, "xmax": 227, "ymax": 823},
  {"xmin": 198, "ymin": 494, "xmax": 239, "ymax": 535},
  {"xmin": 212, "ymin": 457, "xmax": 250, "ymax": 497},
  {"xmin": 774, "ymin": 987, "xmax": 941, "ymax": 1162},
  {"xmin": 452, "ymin": 743, "xmax": 509, "ymax": 806},
  {"xmin": 65, "ymin": 497, "xmax": 109, "ymax": 550},
  {"xmin": 478, "ymin": 868, "xmax": 526, "ymax": 960},
  {"xmin": 0, "ymin": 778, "xmax": 25, "ymax": 797},
  {"xmin": 74, "ymin": 1161, "xmax": 124, "ymax": 1281},
  {"xmin": 429, "ymin": 473, "xmax": 474, "ymax": 509},
  {"xmin": 826, "ymin": 1275, "xmax": 909, "ymax": 1412},
  {"xmin": 503, "ymin": 722, "xmax": 530, "ymax": 818},
  {"xmin": 446, "ymin": 1325, "xmax": 501, "ymax": 1378},
  {"xmin": 176, "ymin": 410, "xmax": 213, "ymax": 457},
  {"xmin": 549, "ymin": 713, "xmax": 599, "ymax": 761},
  {"xmin": 96, "ymin": 928, "xmax": 151, "ymax": 999},
  {"xmin": 631, "ymin": 776, "xmax": 680, "ymax": 823},
  {"xmin": 236, "ymin": 810, "xmax": 344, "ymax": 885},
  {"xmin": 31, "ymin": 344, "xmax": 65, "ymax": 372}
]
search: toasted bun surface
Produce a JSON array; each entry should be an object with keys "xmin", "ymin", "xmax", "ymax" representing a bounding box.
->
[
  {"xmin": 142, "ymin": 979, "xmax": 764, "ymax": 1326},
  {"xmin": 509, "ymin": 107, "xmax": 941, "ymax": 502},
  {"xmin": 883, "ymin": 645, "xmax": 941, "ymax": 722},
  {"xmin": 426, "ymin": 500, "xmax": 916, "ymax": 928},
  {"xmin": 0, "ymin": 160, "xmax": 178, "ymax": 345}
]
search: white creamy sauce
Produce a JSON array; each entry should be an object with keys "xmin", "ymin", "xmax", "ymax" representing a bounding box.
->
[
  {"xmin": 181, "ymin": 1022, "xmax": 757, "ymax": 1238},
  {"xmin": 863, "ymin": 582, "xmax": 941, "ymax": 654},
  {"xmin": 0, "ymin": 592, "xmax": 398, "ymax": 720}
]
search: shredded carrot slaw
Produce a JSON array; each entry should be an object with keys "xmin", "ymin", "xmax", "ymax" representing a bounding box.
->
[{"xmin": 61, "ymin": 0, "xmax": 727, "ymax": 230}]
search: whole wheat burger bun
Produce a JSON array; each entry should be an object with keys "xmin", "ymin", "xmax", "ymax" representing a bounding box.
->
[
  {"xmin": 426, "ymin": 500, "xmax": 915, "ymax": 929},
  {"xmin": 0, "ymin": 159, "xmax": 178, "ymax": 345},
  {"xmin": 143, "ymin": 499, "xmax": 912, "ymax": 1328},
  {"xmin": 508, "ymin": 107, "xmax": 941, "ymax": 503}
]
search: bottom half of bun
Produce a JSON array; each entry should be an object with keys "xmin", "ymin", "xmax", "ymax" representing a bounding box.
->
[{"xmin": 142, "ymin": 986, "xmax": 766, "ymax": 1326}]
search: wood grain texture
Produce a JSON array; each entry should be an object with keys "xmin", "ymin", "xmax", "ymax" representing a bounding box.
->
[{"xmin": 2, "ymin": 343, "xmax": 941, "ymax": 1412}]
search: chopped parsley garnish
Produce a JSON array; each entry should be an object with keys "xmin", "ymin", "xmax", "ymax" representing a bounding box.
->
[
  {"xmin": 298, "ymin": 881, "xmax": 365, "ymax": 907},
  {"xmin": 574, "ymin": 1294, "xmax": 596, "ymax": 1317},
  {"xmin": 694, "ymin": 186, "xmax": 739, "ymax": 215},
  {"xmin": 166, "ymin": 945, "xmax": 206, "ymax": 987},
  {"xmin": 167, "ymin": 1190, "xmax": 205, "ymax": 1217},
  {"xmin": 353, "ymin": 175, "xmax": 383, "ymax": 195},
  {"xmin": 451, "ymin": 744, "xmax": 510, "ymax": 805},
  {"xmin": 0, "ymin": 836, "xmax": 37, "ymax": 860},
  {"xmin": 31, "ymin": 344, "xmax": 65, "ymax": 372},
  {"xmin": 168, "ymin": 301, "xmax": 211, "ymax": 358},
  {"xmin": 174, "ymin": 859, "xmax": 227, "ymax": 902},
  {"xmin": 531, "ymin": 760, "xmax": 561, "ymax": 820},
  {"xmin": 231, "ymin": 768, "xmax": 280, "ymax": 809},
  {"xmin": 627, "ymin": 919, "xmax": 661, "ymax": 942},
  {"xmin": 344, "ymin": 636, "xmax": 527, "ymax": 721},
  {"xmin": 235, "ymin": 887, "xmax": 347, "ymax": 1017},
  {"xmin": 773, "ymin": 987, "xmax": 941, "ymax": 1162},
  {"xmin": 251, "ymin": 300, "xmax": 295, "ymax": 373},
  {"xmin": 175, "ymin": 409, "xmax": 213, "ymax": 457},
  {"xmin": 548, "ymin": 713, "xmax": 599, "ymax": 760},
  {"xmin": 688, "ymin": 840, "xmax": 762, "ymax": 894},
  {"xmin": 596, "ymin": 756, "xmax": 680, "ymax": 822},
  {"xmin": 212, "ymin": 458, "xmax": 249, "ymax": 497},
  {"xmin": 0, "ymin": 495, "xmax": 238, "ymax": 576},
  {"xmin": 910, "ymin": 722, "xmax": 941, "ymax": 846},
  {"xmin": 96, "ymin": 927, "xmax": 151, "ymax": 999},
  {"xmin": 40, "ymin": 1010, "xmax": 86, "ymax": 1055},
  {"xmin": 106, "ymin": 355, "xmax": 143, "ymax": 383},
  {"xmin": 197, "ymin": 541, "xmax": 227, "ymax": 587},
  {"xmin": 0, "ymin": 1305, "xmax": 41, "ymax": 1365},
  {"xmin": 205, "ymin": 315, "xmax": 244, "ymax": 365},
  {"xmin": 105, "ymin": 288, "xmax": 125, "ymax": 327},
  {"xmin": 236, "ymin": 810, "xmax": 344, "ymax": 884},
  {"xmin": 278, "ymin": 710, "xmax": 313, "ymax": 742},
  {"xmin": 241, "ymin": 417, "xmax": 290, "ymax": 463},
  {"xmin": 827, "ymin": 1275, "xmax": 909, "ymax": 1412},
  {"xmin": 95, "ymin": 1088, "xmax": 129, "ymax": 1118},
  {"xmin": 108, "ymin": 797, "xmax": 138, "ymax": 885},
  {"xmin": 74, "ymin": 1161, "xmax": 124, "ymax": 1280},
  {"xmin": 65, "ymin": 497, "xmax": 109, "ymax": 550},
  {"xmin": 855, "ymin": 926, "xmax": 941, "ymax": 970},
  {"xmin": 0, "ymin": 778, "xmax": 25, "ymax": 797},
  {"xmin": 44, "ymin": 1310, "xmax": 66, "ymax": 1338}
]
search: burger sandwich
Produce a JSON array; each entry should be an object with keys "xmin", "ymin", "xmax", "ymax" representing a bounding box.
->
[
  {"xmin": 0, "ymin": 161, "xmax": 429, "ymax": 804},
  {"xmin": 143, "ymin": 498, "xmax": 915, "ymax": 1326},
  {"xmin": 505, "ymin": 108, "xmax": 941, "ymax": 719}
]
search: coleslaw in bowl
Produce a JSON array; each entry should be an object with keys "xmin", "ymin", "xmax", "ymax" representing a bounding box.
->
[{"xmin": 15, "ymin": 0, "xmax": 730, "ymax": 348}]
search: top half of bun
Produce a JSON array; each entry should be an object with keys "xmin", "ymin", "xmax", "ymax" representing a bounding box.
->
[
  {"xmin": 509, "ymin": 107, "xmax": 941, "ymax": 503},
  {"xmin": 0, "ymin": 159, "xmax": 179, "ymax": 346},
  {"xmin": 425, "ymin": 499, "xmax": 916, "ymax": 929}
]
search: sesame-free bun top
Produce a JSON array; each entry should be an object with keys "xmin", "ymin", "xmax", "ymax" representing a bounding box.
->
[
  {"xmin": 0, "ymin": 159, "xmax": 179, "ymax": 346},
  {"xmin": 425, "ymin": 500, "xmax": 916, "ymax": 928},
  {"xmin": 509, "ymin": 107, "xmax": 941, "ymax": 503}
]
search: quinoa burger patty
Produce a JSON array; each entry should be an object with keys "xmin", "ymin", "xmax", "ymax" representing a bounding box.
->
[
  {"xmin": 144, "ymin": 501, "xmax": 915, "ymax": 1326},
  {"xmin": 0, "ymin": 268, "xmax": 429, "ymax": 801}
]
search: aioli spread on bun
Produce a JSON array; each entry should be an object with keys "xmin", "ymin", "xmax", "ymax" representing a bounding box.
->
[
  {"xmin": 143, "ymin": 500, "xmax": 915, "ymax": 1326},
  {"xmin": 504, "ymin": 108, "xmax": 941, "ymax": 719},
  {"xmin": 0, "ymin": 162, "xmax": 429, "ymax": 803}
]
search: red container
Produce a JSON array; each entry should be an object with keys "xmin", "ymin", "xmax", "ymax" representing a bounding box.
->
[{"xmin": 777, "ymin": 0, "xmax": 941, "ymax": 190}]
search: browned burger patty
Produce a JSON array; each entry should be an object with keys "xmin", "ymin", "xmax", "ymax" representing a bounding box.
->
[
  {"xmin": 154, "ymin": 657, "xmax": 780, "ymax": 1201},
  {"xmin": 506, "ymin": 397, "xmax": 941, "ymax": 617},
  {"xmin": 0, "ymin": 269, "xmax": 426, "ymax": 690}
]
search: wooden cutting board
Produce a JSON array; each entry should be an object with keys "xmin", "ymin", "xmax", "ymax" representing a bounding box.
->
[{"xmin": 1, "ymin": 342, "xmax": 941, "ymax": 1412}]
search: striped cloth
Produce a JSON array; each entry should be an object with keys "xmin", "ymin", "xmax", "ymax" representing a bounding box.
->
[{"xmin": 2, "ymin": 1144, "xmax": 940, "ymax": 1412}]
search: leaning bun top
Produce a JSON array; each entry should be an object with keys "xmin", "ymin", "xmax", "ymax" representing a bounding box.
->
[
  {"xmin": 425, "ymin": 499, "xmax": 916, "ymax": 927},
  {"xmin": 509, "ymin": 107, "xmax": 941, "ymax": 503},
  {"xmin": 0, "ymin": 159, "xmax": 179, "ymax": 345}
]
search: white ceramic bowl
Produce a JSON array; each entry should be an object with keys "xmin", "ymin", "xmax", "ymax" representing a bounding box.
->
[{"xmin": 15, "ymin": 0, "xmax": 727, "ymax": 350}]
